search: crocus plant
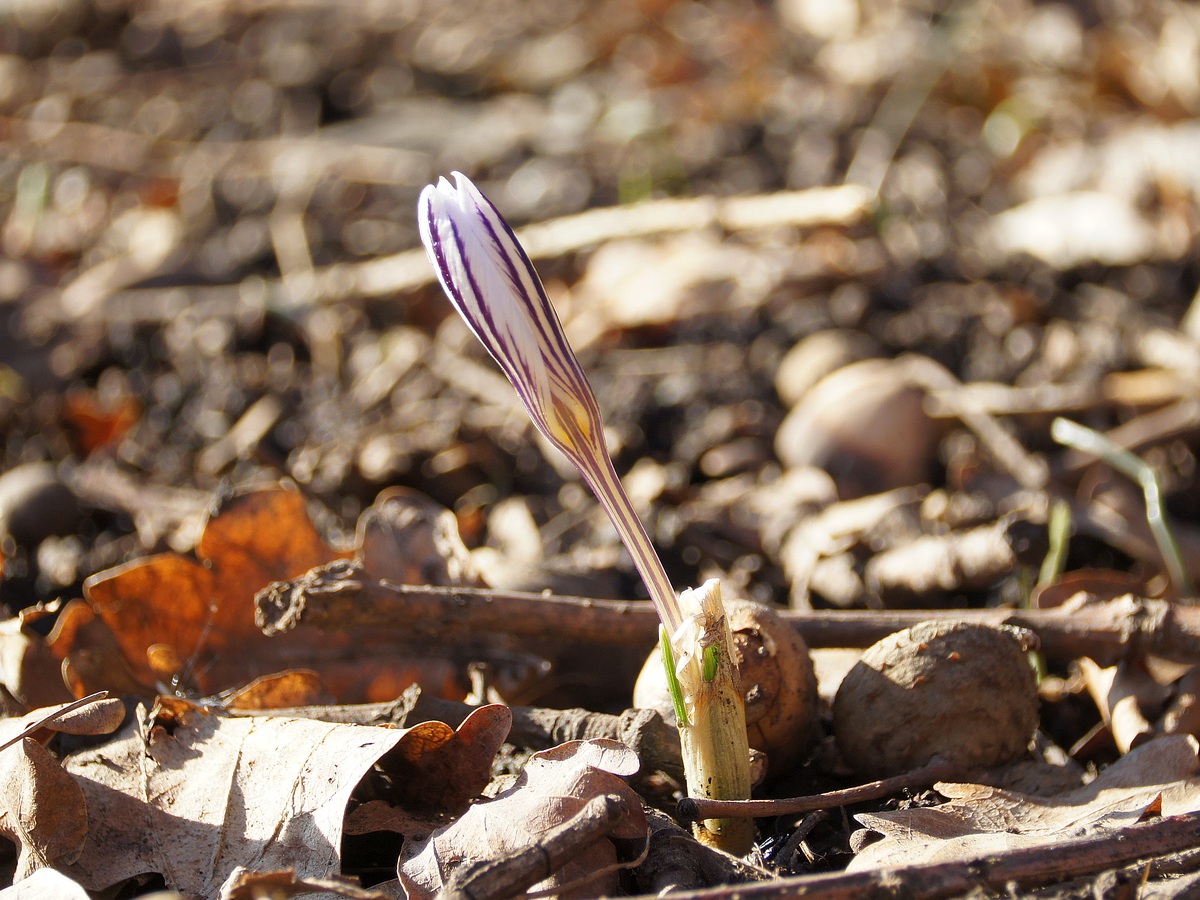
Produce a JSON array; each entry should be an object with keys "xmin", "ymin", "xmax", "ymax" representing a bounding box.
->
[{"xmin": 419, "ymin": 173, "xmax": 753, "ymax": 853}]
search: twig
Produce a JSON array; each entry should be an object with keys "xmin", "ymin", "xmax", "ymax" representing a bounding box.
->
[
  {"xmin": 196, "ymin": 395, "xmax": 285, "ymax": 476},
  {"xmin": 629, "ymin": 810, "xmax": 1200, "ymax": 900},
  {"xmin": 0, "ymin": 691, "xmax": 111, "ymax": 752},
  {"xmin": 922, "ymin": 376, "xmax": 1200, "ymax": 421},
  {"xmin": 924, "ymin": 380, "xmax": 1101, "ymax": 418},
  {"xmin": 787, "ymin": 595, "xmax": 1199, "ymax": 666},
  {"xmin": 255, "ymin": 560, "xmax": 1200, "ymax": 666},
  {"xmin": 636, "ymin": 808, "xmax": 774, "ymax": 894},
  {"xmin": 41, "ymin": 184, "xmax": 872, "ymax": 323},
  {"xmin": 899, "ymin": 355, "xmax": 1049, "ymax": 490},
  {"xmin": 678, "ymin": 757, "xmax": 956, "ymax": 822},
  {"xmin": 0, "ymin": 114, "xmax": 427, "ymax": 185},
  {"xmin": 256, "ymin": 558, "xmax": 657, "ymax": 644},
  {"xmin": 773, "ymin": 809, "xmax": 829, "ymax": 868}
]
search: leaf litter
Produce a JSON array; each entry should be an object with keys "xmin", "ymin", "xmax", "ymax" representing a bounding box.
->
[{"xmin": 1, "ymin": 0, "xmax": 1200, "ymax": 897}]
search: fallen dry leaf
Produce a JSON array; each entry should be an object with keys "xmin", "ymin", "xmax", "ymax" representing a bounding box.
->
[
  {"xmin": 398, "ymin": 739, "xmax": 648, "ymax": 900},
  {"xmin": 344, "ymin": 704, "xmax": 513, "ymax": 842},
  {"xmin": 222, "ymin": 669, "xmax": 334, "ymax": 711},
  {"xmin": 58, "ymin": 698, "xmax": 408, "ymax": 899},
  {"xmin": 50, "ymin": 699, "xmax": 510, "ymax": 899},
  {"xmin": 0, "ymin": 608, "xmax": 74, "ymax": 710},
  {"xmin": 0, "ymin": 694, "xmax": 126, "ymax": 883},
  {"xmin": 46, "ymin": 600, "xmax": 148, "ymax": 699},
  {"xmin": 64, "ymin": 486, "xmax": 473, "ymax": 702},
  {"xmin": 0, "ymin": 738, "xmax": 88, "ymax": 882},
  {"xmin": 1078, "ymin": 657, "xmax": 1169, "ymax": 753},
  {"xmin": 848, "ymin": 734, "xmax": 1200, "ymax": 871},
  {"xmin": 61, "ymin": 386, "xmax": 141, "ymax": 457},
  {"xmin": 382, "ymin": 704, "xmax": 513, "ymax": 820},
  {"xmin": 219, "ymin": 868, "xmax": 394, "ymax": 900},
  {"xmin": 0, "ymin": 867, "xmax": 91, "ymax": 900},
  {"xmin": 80, "ymin": 486, "xmax": 351, "ymax": 694}
]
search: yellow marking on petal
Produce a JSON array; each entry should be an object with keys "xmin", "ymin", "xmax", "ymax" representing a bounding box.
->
[{"xmin": 547, "ymin": 392, "xmax": 594, "ymax": 454}]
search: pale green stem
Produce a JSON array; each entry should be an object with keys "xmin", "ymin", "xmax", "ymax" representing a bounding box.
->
[
  {"xmin": 1051, "ymin": 417, "xmax": 1193, "ymax": 597},
  {"xmin": 1036, "ymin": 498, "xmax": 1072, "ymax": 590},
  {"xmin": 578, "ymin": 449, "xmax": 684, "ymax": 634}
]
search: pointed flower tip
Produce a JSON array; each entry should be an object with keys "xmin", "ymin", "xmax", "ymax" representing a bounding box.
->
[
  {"xmin": 416, "ymin": 172, "xmax": 602, "ymax": 463},
  {"xmin": 417, "ymin": 171, "xmax": 685, "ymax": 635}
]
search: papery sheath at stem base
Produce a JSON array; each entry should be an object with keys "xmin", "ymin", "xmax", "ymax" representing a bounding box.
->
[{"xmin": 674, "ymin": 581, "xmax": 755, "ymax": 855}]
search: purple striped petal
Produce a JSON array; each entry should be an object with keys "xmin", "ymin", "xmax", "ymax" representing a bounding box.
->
[
  {"xmin": 419, "ymin": 173, "xmax": 602, "ymax": 461},
  {"xmin": 417, "ymin": 172, "xmax": 683, "ymax": 632}
]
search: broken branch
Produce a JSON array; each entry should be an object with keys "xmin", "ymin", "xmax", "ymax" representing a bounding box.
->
[{"xmin": 256, "ymin": 561, "xmax": 1200, "ymax": 666}]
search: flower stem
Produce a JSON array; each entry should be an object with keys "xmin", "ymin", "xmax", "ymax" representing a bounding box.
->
[
  {"xmin": 576, "ymin": 448, "xmax": 684, "ymax": 634},
  {"xmin": 577, "ymin": 455, "xmax": 753, "ymax": 852}
]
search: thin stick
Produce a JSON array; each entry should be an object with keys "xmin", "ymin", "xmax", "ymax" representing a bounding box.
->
[
  {"xmin": 0, "ymin": 691, "xmax": 111, "ymax": 752},
  {"xmin": 38, "ymin": 183, "xmax": 871, "ymax": 323},
  {"xmin": 255, "ymin": 560, "xmax": 1200, "ymax": 666},
  {"xmin": 900, "ymin": 355, "xmax": 1049, "ymax": 490},
  {"xmin": 678, "ymin": 757, "xmax": 956, "ymax": 821},
  {"xmin": 638, "ymin": 810, "xmax": 1200, "ymax": 900}
]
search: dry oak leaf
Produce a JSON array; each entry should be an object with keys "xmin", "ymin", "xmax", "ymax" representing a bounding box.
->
[
  {"xmin": 398, "ymin": 739, "xmax": 648, "ymax": 900},
  {"xmin": 0, "ymin": 694, "xmax": 126, "ymax": 884},
  {"xmin": 0, "ymin": 607, "xmax": 74, "ymax": 710},
  {"xmin": 81, "ymin": 486, "xmax": 352, "ymax": 696},
  {"xmin": 219, "ymin": 867, "xmax": 393, "ymax": 900},
  {"xmin": 76, "ymin": 485, "xmax": 482, "ymax": 702},
  {"xmin": 849, "ymin": 734, "xmax": 1200, "ymax": 872},
  {"xmin": 0, "ymin": 694, "xmax": 126, "ymax": 748},
  {"xmin": 345, "ymin": 703, "xmax": 514, "ymax": 840},
  {"xmin": 0, "ymin": 867, "xmax": 91, "ymax": 899},
  {"xmin": 222, "ymin": 669, "xmax": 334, "ymax": 711},
  {"xmin": 58, "ymin": 698, "xmax": 408, "ymax": 899},
  {"xmin": 0, "ymin": 738, "xmax": 88, "ymax": 882},
  {"xmin": 381, "ymin": 703, "xmax": 512, "ymax": 820},
  {"xmin": 45, "ymin": 599, "xmax": 148, "ymax": 700}
]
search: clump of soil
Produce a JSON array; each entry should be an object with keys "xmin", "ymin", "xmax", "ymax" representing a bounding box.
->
[{"xmin": 832, "ymin": 621, "xmax": 1039, "ymax": 777}]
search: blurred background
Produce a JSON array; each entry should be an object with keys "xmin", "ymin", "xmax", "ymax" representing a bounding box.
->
[{"xmin": 1, "ymin": 0, "xmax": 1198, "ymax": 621}]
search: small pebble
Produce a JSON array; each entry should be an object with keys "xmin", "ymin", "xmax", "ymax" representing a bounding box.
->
[
  {"xmin": 775, "ymin": 359, "xmax": 940, "ymax": 497},
  {"xmin": 0, "ymin": 462, "xmax": 82, "ymax": 547},
  {"xmin": 833, "ymin": 621, "xmax": 1039, "ymax": 776}
]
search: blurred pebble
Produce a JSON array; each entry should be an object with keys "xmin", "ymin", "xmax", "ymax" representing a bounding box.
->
[
  {"xmin": 0, "ymin": 462, "xmax": 82, "ymax": 547},
  {"xmin": 774, "ymin": 359, "xmax": 940, "ymax": 497},
  {"xmin": 774, "ymin": 329, "xmax": 879, "ymax": 408}
]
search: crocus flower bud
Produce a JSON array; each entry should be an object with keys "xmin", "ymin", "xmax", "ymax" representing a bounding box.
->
[
  {"xmin": 418, "ymin": 172, "xmax": 682, "ymax": 633},
  {"xmin": 419, "ymin": 173, "xmax": 752, "ymax": 853}
]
